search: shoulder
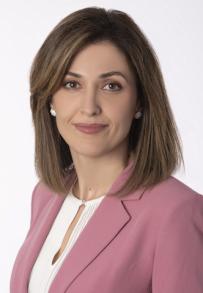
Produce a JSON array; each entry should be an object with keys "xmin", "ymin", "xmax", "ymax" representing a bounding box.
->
[
  {"xmin": 30, "ymin": 180, "xmax": 59, "ymax": 226},
  {"xmin": 32, "ymin": 180, "xmax": 56, "ymax": 205},
  {"xmin": 141, "ymin": 175, "xmax": 202, "ymax": 207},
  {"xmin": 143, "ymin": 176, "xmax": 203, "ymax": 225},
  {"xmin": 125, "ymin": 175, "xmax": 203, "ymax": 225}
]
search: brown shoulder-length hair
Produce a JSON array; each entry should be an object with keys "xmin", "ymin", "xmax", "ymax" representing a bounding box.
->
[{"xmin": 30, "ymin": 6, "xmax": 184, "ymax": 198}]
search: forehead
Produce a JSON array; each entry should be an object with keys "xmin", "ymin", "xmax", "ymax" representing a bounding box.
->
[{"xmin": 68, "ymin": 41, "xmax": 134, "ymax": 80}]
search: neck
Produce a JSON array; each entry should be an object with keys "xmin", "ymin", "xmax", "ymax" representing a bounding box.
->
[{"xmin": 70, "ymin": 152, "xmax": 134, "ymax": 201}]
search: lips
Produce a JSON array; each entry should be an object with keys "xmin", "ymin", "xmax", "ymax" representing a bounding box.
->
[
  {"xmin": 73, "ymin": 123, "xmax": 108, "ymax": 134},
  {"xmin": 73, "ymin": 123, "xmax": 108, "ymax": 127}
]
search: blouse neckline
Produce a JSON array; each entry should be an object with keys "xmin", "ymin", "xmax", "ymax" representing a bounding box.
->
[{"xmin": 68, "ymin": 185, "xmax": 106, "ymax": 206}]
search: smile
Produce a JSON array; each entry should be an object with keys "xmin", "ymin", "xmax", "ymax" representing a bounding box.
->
[{"xmin": 74, "ymin": 124, "xmax": 108, "ymax": 134}]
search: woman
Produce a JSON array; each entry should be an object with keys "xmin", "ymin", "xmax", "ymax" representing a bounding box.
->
[{"xmin": 10, "ymin": 6, "xmax": 203, "ymax": 293}]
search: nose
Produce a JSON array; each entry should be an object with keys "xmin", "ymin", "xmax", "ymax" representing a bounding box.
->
[{"xmin": 80, "ymin": 91, "xmax": 101, "ymax": 116}]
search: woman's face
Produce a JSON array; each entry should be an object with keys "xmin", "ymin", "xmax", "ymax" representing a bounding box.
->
[{"xmin": 52, "ymin": 40, "xmax": 138, "ymax": 159}]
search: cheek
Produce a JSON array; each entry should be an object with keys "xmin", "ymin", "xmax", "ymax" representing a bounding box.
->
[
  {"xmin": 52, "ymin": 90, "xmax": 74, "ymax": 114},
  {"xmin": 53, "ymin": 99, "xmax": 75, "ymax": 125},
  {"xmin": 111, "ymin": 100, "xmax": 135, "ymax": 128}
]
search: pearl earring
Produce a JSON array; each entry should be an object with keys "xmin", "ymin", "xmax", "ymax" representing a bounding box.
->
[
  {"xmin": 68, "ymin": 162, "xmax": 74, "ymax": 170},
  {"xmin": 64, "ymin": 162, "xmax": 74, "ymax": 173},
  {"xmin": 50, "ymin": 106, "xmax": 56, "ymax": 117},
  {"xmin": 134, "ymin": 111, "xmax": 142, "ymax": 119}
]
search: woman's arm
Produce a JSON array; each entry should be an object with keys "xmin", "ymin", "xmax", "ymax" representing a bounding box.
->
[{"xmin": 152, "ymin": 194, "xmax": 203, "ymax": 293}]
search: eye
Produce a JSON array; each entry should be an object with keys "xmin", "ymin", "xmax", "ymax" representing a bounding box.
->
[
  {"xmin": 63, "ymin": 80, "xmax": 80, "ymax": 89},
  {"xmin": 103, "ymin": 82, "xmax": 122, "ymax": 91}
]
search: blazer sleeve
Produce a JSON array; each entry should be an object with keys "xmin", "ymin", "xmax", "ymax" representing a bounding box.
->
[{"xmin": 152, "ymin": 194, "xmax": 203, "ymax": 293}]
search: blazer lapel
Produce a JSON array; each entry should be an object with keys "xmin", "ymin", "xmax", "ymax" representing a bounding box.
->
[
  {"xmin": 19, "ymin": 159, "xmax": 144, "ymax": 293},
  {"xmin": 48, "ymin": 160, "xmax": 145, "ymax": 292},
  {"xmin": 16, "ymin": 194, "xmax": 65, "ymax": 293}
]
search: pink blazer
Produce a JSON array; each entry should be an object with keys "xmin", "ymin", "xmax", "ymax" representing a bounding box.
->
[{"xmin": 10, "ymin": 161, "xmax": 203, "ymax": 293}]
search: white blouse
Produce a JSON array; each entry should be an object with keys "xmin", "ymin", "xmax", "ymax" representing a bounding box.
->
[{"xmin": 28, "ymin": 186, "xmax": 106, "ymax": 293}]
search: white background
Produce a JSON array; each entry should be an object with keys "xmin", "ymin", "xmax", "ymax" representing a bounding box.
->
[{"xmin": 1, "ymin": 0, "xmax": 202, "ymax": 291}]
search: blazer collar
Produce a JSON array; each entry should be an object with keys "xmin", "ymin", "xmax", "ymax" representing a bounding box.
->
[{"xmin": 21, "ymin": 159, "xmax": 145, "ymax": 292}]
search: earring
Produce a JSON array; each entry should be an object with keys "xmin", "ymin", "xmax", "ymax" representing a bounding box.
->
[
  {"xmin": 50, "ymin": 105, "xmax": 56, "ymax": 117},
  {"xmin": 68, "ymin": 162, "xmax": 74, "ymax": 170},
  {"xmin": 64, "ymin": 162, "xmax": 74, "ymax": 173},
  {"xmin": 134, "ymin": 111, "xmax": 142, "ymax": 119}
]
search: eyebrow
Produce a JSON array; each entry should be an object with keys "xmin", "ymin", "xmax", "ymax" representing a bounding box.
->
[{"xmin": 65, "ymin": 71, "xmax": 129, "ymax": 82}]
